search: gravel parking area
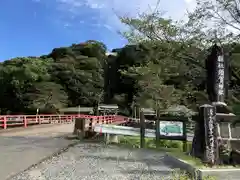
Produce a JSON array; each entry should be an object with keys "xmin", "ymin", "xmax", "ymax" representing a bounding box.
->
[{"xmin": 11, "ymin": 143, "xmax": 174, "ymax": 180}]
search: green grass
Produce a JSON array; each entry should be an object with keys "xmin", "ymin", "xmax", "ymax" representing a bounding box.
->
[
  {"xmin": 168, "ymin": 151, "xmax": 205, "ymax": 167},
  {"xmin": 117, "ymin": 135, "xmax": 192, "ymax": 152},
  {"xmin": 112, "ymin": 136, "xmax": 217, "ymax": 179},
  {"xmin": 168, "ymin": 169, "xmax": 217, "ymax": 180},
  {"xmin": 116, "ymin": 135, "xmax": 240, "ymax": 170},
  {"xmin": 169, "ymin": 151, "xmax": 240, "ymax": 169}
]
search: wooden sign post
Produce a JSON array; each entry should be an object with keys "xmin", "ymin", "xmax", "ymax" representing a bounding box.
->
[{"xmin": 140, "ymin": 109, "xmax": 145, "ymax": 148}]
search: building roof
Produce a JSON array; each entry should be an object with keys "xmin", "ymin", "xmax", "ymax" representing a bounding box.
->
[
  {"xmin": 98, "ymin": 104, "xmax": 119, "ymax": 110},
  {"xmin": 59, "ymin": 107, "xmax": 93, "ymax": 113},
  {"xmin": 106, "ymin": 52, "xmax": 117, "ymax": 56},
  {"xmin": 142, "ymin": 108, "xmax": 156, "ymax": 115}
]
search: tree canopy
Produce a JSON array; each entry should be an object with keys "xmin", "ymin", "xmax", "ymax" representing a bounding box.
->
[
  {"xmin": 2, "ymin": 0, "xmax": 240, "ymax": 115},
  {"xmin": 0, "ymin": 41, "xmax": 105, "ymax": 114}
]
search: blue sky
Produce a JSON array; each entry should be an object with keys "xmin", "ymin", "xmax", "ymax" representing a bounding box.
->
[{"xmin": 0, "ymin": 0, "xmax": 194, "ymax": 61}]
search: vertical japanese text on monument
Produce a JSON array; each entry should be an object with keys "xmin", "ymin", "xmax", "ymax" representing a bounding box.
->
[
  {"xmin": 205, "ymin": 108, "xmax": 215, "ymax": 164},
  {"xmin": 217, "ymin": 55, "xmax": 224, "ymax": 98},
  {"xmin": 209, "ymin": 108, "xmax": 215, "ymax": 161}
]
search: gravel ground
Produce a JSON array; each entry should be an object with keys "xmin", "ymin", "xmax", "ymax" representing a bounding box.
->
[
  {"xmin": 0, "ymin": 124, "xmax": 75, "ymax": 180},
  {"xmin": 11, "ymin": 143, "xmax": 174, "ymax": 180}
]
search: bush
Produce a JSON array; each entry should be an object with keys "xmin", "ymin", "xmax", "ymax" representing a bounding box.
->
[{"xmin": 158, "ymin": 140, "xmax": 182, "ymax": 149}]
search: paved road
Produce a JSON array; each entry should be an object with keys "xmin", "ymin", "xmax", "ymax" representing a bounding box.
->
[
  {"xmin": 0, "ymin": 124, "xmax": 76, "ymax": 180},
  {"xmin": 0, "ymin": 123, "xmax": 193, "ymax": 180},
  {"xmin": 12, "ymin": 143, "xmax": 174, "ymax": 180}
]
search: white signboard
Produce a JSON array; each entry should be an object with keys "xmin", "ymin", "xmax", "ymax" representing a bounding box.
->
[{"xmin": 160, "ymin": 121, "xmax": 183, "ymax": 136}]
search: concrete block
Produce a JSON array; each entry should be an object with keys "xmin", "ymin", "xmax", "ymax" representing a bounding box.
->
[
  {"xmin": 105, "ymin": 134, "xmax": 119, "ymax": 144},
  {"xmin": 164, "ymin": 154, "xmax": 240, "ymax": 180}
]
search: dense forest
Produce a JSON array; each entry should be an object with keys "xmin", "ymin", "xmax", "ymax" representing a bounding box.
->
[{"xmin": 2, "ymin": 0, "xmax": 240, "ymax": 115}]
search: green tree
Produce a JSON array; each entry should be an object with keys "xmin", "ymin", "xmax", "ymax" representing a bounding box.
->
[
  {"xmin": 186, "ymin": 0, "xmax": 240, "ymax": 105},
  {"xmin": 0, "ymin": 40, "xmax": 107, "ymax": 114},
  {"xmin": 188, "ymin": 0, "xmax": 240, "ymax": 41},
  {"xmin": 118, "ymin": 8, "xmax": 203, "ymax": 111},
  {"xmin": 0, "ymin": 57, "xmax": 67, "ymax": 114},
  {"xmin": 49, "ymin": 41, "xmax": 105, "ymax": 107}
]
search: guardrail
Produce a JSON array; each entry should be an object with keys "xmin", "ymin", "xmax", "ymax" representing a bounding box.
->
[
  {"xmin": 0, "ymin": 114, "xmax": 129, "ymax": 130},
  {"xmin": 94, "ymin": 124, "xmax": 156, "ymax": 138},
  {"xmin": 94, "ymin": 124, "xmax": 194, "ymax": 142}
]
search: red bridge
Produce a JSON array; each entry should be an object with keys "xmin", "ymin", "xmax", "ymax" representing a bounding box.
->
[{"xmin": 0, "ymin": 114, "xmax": 128, "ymax": 131}]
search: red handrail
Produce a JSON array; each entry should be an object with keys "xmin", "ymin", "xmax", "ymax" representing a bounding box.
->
[{"xmin": 0, "ymin": 114, "xmax": 128, "ymax": 130}]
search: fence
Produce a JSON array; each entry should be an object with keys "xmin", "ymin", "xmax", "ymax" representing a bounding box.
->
[{"xmin": 0, "ymin": 114, "xmax": 128, "ymax": 130}]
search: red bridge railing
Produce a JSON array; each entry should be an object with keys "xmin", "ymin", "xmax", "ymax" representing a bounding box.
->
[{"xmin": 0, "ymin": 114, "xmax": 128, "ymax": 130}]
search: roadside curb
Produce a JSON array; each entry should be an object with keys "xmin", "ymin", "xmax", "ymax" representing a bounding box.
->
[
  {"xmin": 164, "ymin": 153, "xmax": 240, "ymax": 180},
  {"xmin": 6, "ymin": 137, "xmax": 80, "ymax": 180},
  {"xmin": 164, "ymin": 153, "xmax": 199, "ymax": 178}
]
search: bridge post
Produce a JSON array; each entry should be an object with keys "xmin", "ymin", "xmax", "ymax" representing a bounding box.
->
[
  {"xmin": 73, "ymin": 118, "xmax": 86, "ymax": 139},
  {"xmin": 24, "ymin": 116, "xmax": 27, "ymax": 128},
  {"xmin": 3, "ymin": 116, "xmax": 7, "ymax": 129}
]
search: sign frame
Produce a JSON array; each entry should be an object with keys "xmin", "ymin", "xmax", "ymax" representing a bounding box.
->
[{"xmin": 157, "ymin": 116, "xmax": 187, "ymax": 141}]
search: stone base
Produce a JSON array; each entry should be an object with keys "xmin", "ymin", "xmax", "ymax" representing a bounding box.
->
[
  {"xmin": 75, "ymin": 130, "xmax": 85, "ymax": 140},
  {"xmin": 105, "ymin": 134, "xmax": 119, "ymax": 144},
  {"xmin": 164, "ymin": 153, "xmax": 240, "ymax": 180},
  {"xmin": 73, "ymin": 118, "xmax": 88, "ymax": 139},
  {"xmin": 212, "ymin": 101, "xmax": 233, "ymax": 114}
]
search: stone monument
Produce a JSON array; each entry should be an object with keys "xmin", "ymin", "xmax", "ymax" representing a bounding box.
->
[{"xmin": 191, "ymin": 44, "xmax": 232, "ymax": 166}]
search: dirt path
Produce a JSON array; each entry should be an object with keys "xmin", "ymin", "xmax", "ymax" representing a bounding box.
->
[{"xmin": 0, "ymin": 123, "xmax": 76, "ymax": 180}]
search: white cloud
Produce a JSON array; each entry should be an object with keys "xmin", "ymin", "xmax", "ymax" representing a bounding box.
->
[
  {"xmin": 33, "ymin": 0, "xmax": 193, "ymax": 33},
  {"xmin": 184, "ymin": 0, "xmax": 193, "ymax": 3},
  {"xmin": 184, "ymin": 0, "xmax": 196, "ymax": 12},
  {"xmin": 53, "ymin": 0, "xmax": 191, "ymax": 31}
]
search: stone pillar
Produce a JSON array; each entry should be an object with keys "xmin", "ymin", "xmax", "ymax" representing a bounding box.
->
[
  {"xmin": 73, "ymin": 118, "xmax": 86, "ymax": 139},
  {"xmin": 206, "ymin": 44, "xmax": 229, "ymax": 105},
  {"xmin": 216, "ymin": 54, "xmax": 225, "ymax": 103},
  {"xmin": 201, "ymin": 104, "xmax": 219, "ymax": 166},
  {"xmin": 191, "ymin": 104, "xmax": 219, "ymax": 165}
]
